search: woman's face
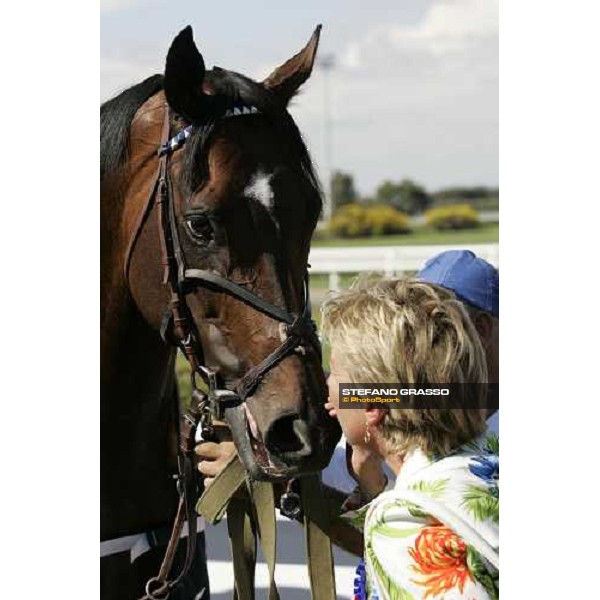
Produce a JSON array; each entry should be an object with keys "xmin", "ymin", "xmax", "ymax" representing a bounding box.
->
[{"xmin": 325, "ymin": 350, "xmax": 368, "ymax": 446}]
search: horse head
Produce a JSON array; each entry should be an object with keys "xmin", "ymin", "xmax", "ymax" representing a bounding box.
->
[{"xmin": 125, "ymin": 26, "xmax": 340, "ymax": 481}]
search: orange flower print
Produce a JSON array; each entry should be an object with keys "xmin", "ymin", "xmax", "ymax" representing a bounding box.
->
[{"xmin": 409, "ymin": 525, "xmax": 472, "ymax": 598}]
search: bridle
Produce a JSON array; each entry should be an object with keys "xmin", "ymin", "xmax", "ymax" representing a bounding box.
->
[{"xmin": 126, "ymin": 104, "xmax": 324, "ymax": 599}]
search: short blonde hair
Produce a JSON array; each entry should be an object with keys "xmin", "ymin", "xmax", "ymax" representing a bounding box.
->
[{"xmin": 321, "ymin": 276, "xmax": 487, "ymax": 457}]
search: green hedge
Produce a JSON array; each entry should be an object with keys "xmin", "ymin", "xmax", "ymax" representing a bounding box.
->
[
  {"xmin": 424, "ymin": 203, "xmax": 480, "ymax": 231},
  {"xmin": 329, "ymin": 203, "xmax": 411, "ymax": 238}
]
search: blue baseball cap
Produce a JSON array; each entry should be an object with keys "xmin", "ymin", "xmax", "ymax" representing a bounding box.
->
[{"xmin": 418, "ymin": 250, "xmax": 499, "ymax": 317}]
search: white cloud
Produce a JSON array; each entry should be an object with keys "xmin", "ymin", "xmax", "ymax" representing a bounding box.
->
[
  {"xmin": 338, "ymin": 0, "xmax": 497, "ymax": 80},
  {"xmin": 341, "ymin": 0, "xmax": 497, "ymax": 68},
  {"xmin": 285, "ymin": 0, "xmax": 499, "ymax": 193}
]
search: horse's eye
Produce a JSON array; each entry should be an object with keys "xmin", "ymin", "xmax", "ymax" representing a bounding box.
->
[{"xmin": 186, "ymin": 216, "xmax": 213, "ymax": 243}]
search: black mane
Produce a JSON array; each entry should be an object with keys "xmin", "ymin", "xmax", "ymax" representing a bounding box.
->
[{"xmin": 100, "ymin": 74, "xmax": 164, "ymax": 181}]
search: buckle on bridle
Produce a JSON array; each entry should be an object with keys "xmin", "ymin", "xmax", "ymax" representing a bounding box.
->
[
  {"xmin": 193, "ymin": 366, "xmax": 241, "ymax": 422},
  {"xmin": 209, "ymin": 388, "xmax": 241, "ymax": 421}
]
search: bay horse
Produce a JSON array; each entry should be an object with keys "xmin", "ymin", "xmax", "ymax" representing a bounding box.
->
[{"xmin": 101, "ymin": 25, "xmax": 341, "ymax": 599}]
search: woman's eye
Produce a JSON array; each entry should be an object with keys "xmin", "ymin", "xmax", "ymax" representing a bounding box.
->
[{"xmin": 186, "ymin": 217, "xmax": 213, "ymax": 243}]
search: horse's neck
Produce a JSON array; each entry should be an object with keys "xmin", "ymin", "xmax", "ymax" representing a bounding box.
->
[
  {"xmin": 101, "ymin": 279, "xmax": 180, "ymax": 540},
  {"xmin": 102, "ymin": 290, "xmax": 174, "ymax": 408},
  {"xmin": 101, "ymin": 159, "xmax": 173, "ymax": 399}
]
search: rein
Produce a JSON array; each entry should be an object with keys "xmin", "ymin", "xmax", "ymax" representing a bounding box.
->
[{"xmin": 127, "ymin": 105, "xmax": 335, "ymax": 600}]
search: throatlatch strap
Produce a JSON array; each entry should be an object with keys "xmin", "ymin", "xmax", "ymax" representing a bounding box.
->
[{"xmin": 301, "ymin": 475, "xmax": 337, "ymax": 600}]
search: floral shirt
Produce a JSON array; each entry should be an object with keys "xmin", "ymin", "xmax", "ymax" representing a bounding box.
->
[{"xmin": 344, "ymin": 433, "xmax": 499, "ymax": 600}]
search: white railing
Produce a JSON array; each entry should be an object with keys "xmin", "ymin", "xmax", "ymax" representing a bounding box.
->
[{"xmin": 308, "ymin": 243, "xmax": 499, "ymax": 290}]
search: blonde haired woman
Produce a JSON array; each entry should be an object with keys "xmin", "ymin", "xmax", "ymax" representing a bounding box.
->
[{"xmin": 322, "ymin": 277, "xmax": 499, "ymax": 600}]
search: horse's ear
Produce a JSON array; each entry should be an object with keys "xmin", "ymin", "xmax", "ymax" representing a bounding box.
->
[
  {"xmin": 164, "ymin": 26, "xmax": 211, "ymax": 122},
  {"xmin": 262, "ymin": 25, "xmax": 322, "ymax": 104}
]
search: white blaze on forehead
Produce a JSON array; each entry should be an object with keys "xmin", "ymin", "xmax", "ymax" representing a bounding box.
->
[{"xmin": 244, "ymin": 170, "xmax": 275, "ymax": 211}]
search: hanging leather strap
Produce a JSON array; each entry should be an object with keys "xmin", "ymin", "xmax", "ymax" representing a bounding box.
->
[
  {"xmin": 227, "ymin": 497, "xmax": 256, "ymax": 600},
  {"xmin": 195, "ymin": 455, "xmax": 257, "ymax": 600},
  {"xmin": 195, "ymin": 452, "xmax": 247, "ymax": 524},
  {"xmin": 250, "ymin": 482, "xmax": 280, "ymax": 600},
  {"xmin": 301, "ymin": 476, "xmax": 337, "ymax": 600},
  {"xmin": 196, "ymin": 454, "xmax": 337, "ymax": 600}
]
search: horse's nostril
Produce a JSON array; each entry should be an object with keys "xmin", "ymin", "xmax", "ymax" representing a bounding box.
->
[{"xmin": 264, "ymin": 415, "xmax": 312, "ymax": 459}]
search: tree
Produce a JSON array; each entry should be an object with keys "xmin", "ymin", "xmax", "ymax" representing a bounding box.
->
[
  {"xmin": 375, "ymin": 179, "xmax": 432, "ymax": 215},
  {"xmin": 433, "ymin": 186, "xmax": 499, "ymax": 203},
  {"xmin": 330, "ymin": 171, "xmax": 357, "ymax": 209},
  {"xmin": 431, "ymin": 186, "xmax": 499, "ymax": 211}
]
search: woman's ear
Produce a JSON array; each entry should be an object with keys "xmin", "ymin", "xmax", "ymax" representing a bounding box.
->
[{"xmin": 365, "ymin": 406, "xmax": 386, "ymax": 427}]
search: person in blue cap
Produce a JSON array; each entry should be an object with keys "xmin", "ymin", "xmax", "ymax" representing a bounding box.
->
[{"xmin": 418, "ymin": 249, "xmax": 499, "ymax": 434}]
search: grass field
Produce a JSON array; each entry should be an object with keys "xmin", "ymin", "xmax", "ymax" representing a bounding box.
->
[{"xmin": 312, "ymin": 223, "xmax": 498, "ymax": 248}]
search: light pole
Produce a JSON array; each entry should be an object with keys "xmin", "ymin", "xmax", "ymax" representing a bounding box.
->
[{"xmin": 317, "ymin": 54, "xmax": 335, "ymax": 222}]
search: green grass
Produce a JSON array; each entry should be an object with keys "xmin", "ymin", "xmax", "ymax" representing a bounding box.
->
[{"xmin": 312, "ymin": 223, "xmax": 498, "ymax": 248}]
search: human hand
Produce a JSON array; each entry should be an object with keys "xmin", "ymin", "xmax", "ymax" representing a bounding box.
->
[
  {"xmin": 195, "ymin": 441, "xmax": 236, "ymax": 489},
  {"xmin": 346, "ymin": 443, "xmax": 387, "ymax": 502}
]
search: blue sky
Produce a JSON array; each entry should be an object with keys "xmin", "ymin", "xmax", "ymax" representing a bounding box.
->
[{"xmin": 101, "ymin": 0, "xmax": 498, "ymax": 196}]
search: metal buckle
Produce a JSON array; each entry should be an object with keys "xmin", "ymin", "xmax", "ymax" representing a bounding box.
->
[
  {"xmin": 192, "ymin": 366, "xmax": 241, "ymax": 421},
  {"xmin": 210, "ymin": 389, "xmax": 240, "ymax": 421}
]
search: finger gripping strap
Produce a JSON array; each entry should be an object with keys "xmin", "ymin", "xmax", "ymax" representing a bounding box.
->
[{"xmin": 195, "ymin": 454, "xmax": 247, "ymax": 524}]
